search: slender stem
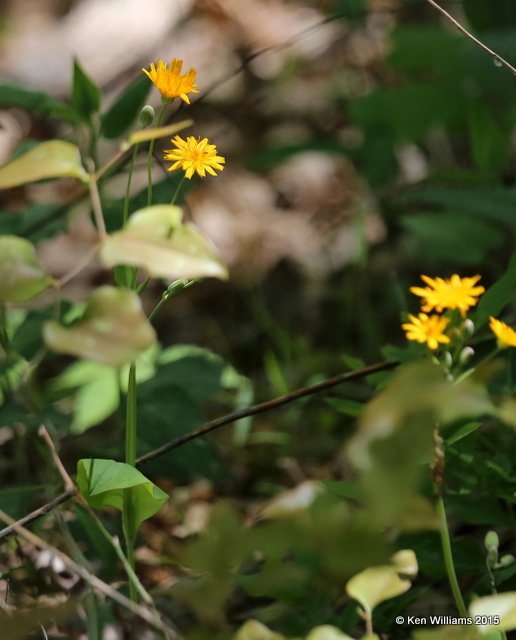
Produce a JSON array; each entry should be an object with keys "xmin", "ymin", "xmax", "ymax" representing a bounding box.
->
[
  {"xmin": 170, "ymin": 175, "xmax": 186, "ymax": 205},
  {"xmin": 147, "ymin": 103, "xmax": 168, "ymax": 205},
  {"xmin": 123, "ymin": 144, "xmax": 140, "ymax": 227},
  {"xmin": 125, "ymin": 363, "xmax": 137, "ymax": 467},
  {"xmin": 123, "ymin": 362, "xmax": 138, "ymax": 602},
  {"xmin": 437, "ymin": 495, "xmax": 469, "ymax": 618},
  {"xmin": 425, "ymin": 0, "xmax": 516, "ymax": 76},
  {"xmin": 87, "ymin": 173, "xmax": 107, "ymax": 238}
]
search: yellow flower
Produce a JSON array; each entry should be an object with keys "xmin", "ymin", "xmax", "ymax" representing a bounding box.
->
[
  {"xmin": 410, "ymin": 274, "xmax": 484, "ymax": 317},
  {"xmin": 142, "ymin": 59, "xmax": 199, "ymax": 103},
  {"xmin": 489, "ymin": 316, "xmax": 516, "ymax": 348},
  {"xmin": 402, "ymin": 313, "xmax": 451, "ymax": 350},
  {"xmin": 164, "ymin": 135, "xmax": 225, "ymax": 179}
]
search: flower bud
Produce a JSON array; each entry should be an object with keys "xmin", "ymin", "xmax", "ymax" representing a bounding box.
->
[
  {"xmin": 139, "ymin": 104, "xmax": 155, "ymax": 127},
  {"xmin": 443, "ymin": 351, "xmax": 453, "ymax": 369},
  {"xmin": 461, "ymin": 318, "xmax": 475, "ymax": 338},
  {"xmin": 484, "ymin": 530, "xmax": 499, "ymax": 551},
  {"xmin": 459, "ymin": 346, "xmax": 475, "ymax": 365},
  {"xmin": 500, "ymin": 554, "xmax": 515, "ymax": 567}
]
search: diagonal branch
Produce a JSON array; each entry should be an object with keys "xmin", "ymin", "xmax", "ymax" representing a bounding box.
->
[
  {"xmin": 425, "ymin": 0, "xmax": 516, "ymax": 75},
  {"xmin": 135, "ymin": 359, "xmax": 399, "ymax": 466},
  {"xmin": 0, "ymin": 359, "xmax": 398, "ymax": 539}
]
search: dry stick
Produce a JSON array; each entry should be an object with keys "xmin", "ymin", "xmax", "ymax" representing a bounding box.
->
[
  {"xmin": 38, "ymin": 425, "xmax": 75, "ymax": 492},
  {"xmin": 0, "ymin": 509, "xmax": 181, "ymax": 638},
  {"xmin": 0, "ymin": 359, "xmax": 399, "ymax": 539},
  {"xmin": 135, "ymin": 359, "xmax": 399, "ymax": 466},
  {"xmin": 425, "ymin": 0, "xmax": 516, "ymax": 75}
]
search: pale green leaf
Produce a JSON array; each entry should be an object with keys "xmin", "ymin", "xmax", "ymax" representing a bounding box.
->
[
  {"xmin": 77, "ymin": 458, "xmax": 168, "ymax": 539},
  {"xmin": 306, "ymin": 625, "xmax": 354, "ymax": 640},
  {"xmin": 72, "ymin": 369, "xmax": 119, "ymax": 432},
  {"xmin": 100, "ymin": 205, "xmax": 228, "ymax": 281},
  {"xmin": 44, "ymin": 286, "xmax": 156, "ymax": 367},
  {"xmin": 125, "ymin": 119, "xmax": 192, "ymax": 146},
  {"xmin": 391, "ymin": 549, "xmax": 418, "ymax": 578},
  {"xmin": 470, "ymin": 592, "xmax": 516, "ymax": 634},
  {"xmin": 0, "ymin": 140, "xmax": 88, "ymax": 188},
  {"xmin": 0, "ymin": 236, "xmax": 53, "ymax": 303},
  {"xmin": 346, "ymin": 565, "xmax": 411, "ymax": 614},
  {"xmin": 233, "ymin": 620, "xmax": 286, "ymax": 640}
]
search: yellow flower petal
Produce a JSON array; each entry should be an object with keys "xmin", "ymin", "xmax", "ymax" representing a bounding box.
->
[
  {"xmin": 489, "ymin": 316, "xmax": 516, "ymax": 349},
  {"xmin": 410, "ymin": 274, "xmax": 484, "ymax": 317},
  {"xmin": 164, "ymin": 135, "xmax": 226, "ymax": 180},
  {"xmin": 142, "ymin": 58, "xmax": 199, "ymax": 103},
  {"xmin": 402, "ymin": 313, "xmax": 450, "ymax": 350}
]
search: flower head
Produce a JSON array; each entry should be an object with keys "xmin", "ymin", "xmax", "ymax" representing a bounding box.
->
[
  {"xmin": 142, "ymin": 59, "xmax": 199, "ymax": 103},
  {"xmin": 164, "ymin": 135, "xmax": 225, "ymax": 179},
  {"xmin": 489, "ymin": 316, "xmax": 516, "ymax": 349},
  {"xmin": 410, "ymin": 274, "xmax": 484, "ymax": 317},
  {"xmin": 402, "ymin": 313, "xmax": 451, "ymax": 350}
]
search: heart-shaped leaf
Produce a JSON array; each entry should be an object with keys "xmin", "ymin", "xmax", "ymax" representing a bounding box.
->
[
  {"xmin": 0, "ymin": 236, "xmax": 53, "ymax": 303},
  {"xmin": 44, "ymin": 286, "xmax": 156, "ymax": 367},
  {"xmin": 77, "ymin": 458, "xmax": 168, "ymax": 540},
  {"xmin": 233, "ymin": 620, "xmax": 286, "ymax": 640},
  {"xmin": 346, "ymin": 565, "xmax": 411, "ymax": 614},
  {"xmin": 0, "ymin": 140, "xmax": 89, "ymax": 188},
  {"xmin": 100, "ymin": 205, "xmax": 228, "ymax": 281}
]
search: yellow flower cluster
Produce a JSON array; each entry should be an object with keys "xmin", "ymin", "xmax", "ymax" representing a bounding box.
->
[
  {"xmin": 402, "ymin": 274, "xmax": 516, "ymax": 351},
  {"xmin": 142, "ymin": 58, "xmax": 225, "ymax": 180}
]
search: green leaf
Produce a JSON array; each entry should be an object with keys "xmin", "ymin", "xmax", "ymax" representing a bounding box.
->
[
  {"xmin": 54, "ymin": 361, "xmax": 120, "ymax": 433},
  {"xmin": 0, "ymin": 236, "xmax": 53, "ymax": 303},
  {"xmin": 125, "ymin": 119, "xmax": 193, "ymax": 146},
  {"xmin": 76, "ymin": 458, "xmax": 168, "ymax": 539},
  {"xmin": 44, "ymin": 286, "xmax": 156, "ymax": 367},
  {"xmin": 470, "ymin": 592, "xmax": 516, "ymax": 634},
  {"xmin": 346, "ymin": 565, "xmax": 411, "ymax": 614},
  {"xmin": 472, "ymin": 252, "xmax": 516, "ymax": 328},
  {"xmin": 401, "ymin": 212, "xmax": 504, "ymax": 265},
  {"xmin": 233, "ymin": 620, "xmax": 286, "ymax": 640},
  {"xmin": 306, "ymin": 626, "xmax": 354, "ymax": 640},
  {"xmin": 0, "ymin": 140, "xmax": 89, "ymax": 188},
  {"xmin": 100, "ymin": 74, "xmax": 151, "ymax": 139},
  {"xmin": 462, "ymin": 0, "xmax": 516, "ymax": 32},
  {"xmin": 72, "ymin": 58, "xmax": 101, "ymax": 120},
  {"xmin": 100, "ymin": 205, "xmax": 228, "ymax": 281},
  {"xmin": 0, "ymin": 83, "xmax": 81, "ymax": 122}
]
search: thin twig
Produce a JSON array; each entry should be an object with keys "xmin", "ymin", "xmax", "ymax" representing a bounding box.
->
[
  {"xmin": 0, "ymin": 359, "xmax": 399, "ymax": 538},
  {"xmin": 0, "ymin": 509, "xmax": 181, "ymax": 638},
  {"xmin": 425, "ymin": 0, "xmax": 516, "ymax": 75},
  {"xmin": 87, "ymin": 173, "xmax": 107, "ymax": 238},
  {"xmin": 38, "ymin": 425, "xmax": 75, "ymax": 493},
  {"xmin": 136, "ymin": 360, "xmax": 399, "ymax": 466},
  {"xmin": 57, "ymin": 244, "xmax": 100, "ymax": 289}
]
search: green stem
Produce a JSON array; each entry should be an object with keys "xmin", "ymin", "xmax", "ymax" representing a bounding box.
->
[
  {"xmin": 437, "ymin": 495, "xmax": 469, "ymax": 618},
  {"xmin": 170, "ymin": 175, "xmax": 186, "ymax": 205},
  {"xmin": 147, "ymin": 103, "xmax": 168, "ymax": 206},
  {"xmin": 123, "ymin": 362, "xmax": 138, "ymax": 602},
  {"xmin": 123, "ymin": 143, "xmax": 140, "ymax": 228}
]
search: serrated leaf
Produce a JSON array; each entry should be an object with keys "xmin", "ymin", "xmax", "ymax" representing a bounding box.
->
[
  {"xmin": 100, "ymin": 74, "xmax": 152, "ymax": 139},
  {"xmin": 126, "ymin": 120, "xmax": 193, "ymax": 146},
  {"xmin": 346, "ymin": 565, "xmax": 411, "ymax": 614},
  {"xmin": 0, "ymin": 236, "xmax": 53, "ymax": 303},
  {"xmin": 0, "ymin": 140, "xmax": 88, "ymax": 188},
  {"xmin": 470, "ymin": 592, "xmax": 516, "ymax": 635},
  {"xmin": 43, "ymin": 286, "xmax": 156, "ymax": 367},
  {"xmin": 77, "ymin": 458, "xmax": 168, "ymax": 540},
  {"xmin": 100, "ymin": 205, "xmax": 228, "ymax": 281},
  {"xmin": 72, "ymin": 58, "xmax": 101, "ymax": 120}
]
